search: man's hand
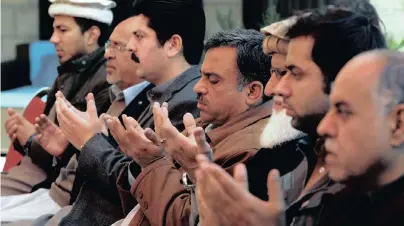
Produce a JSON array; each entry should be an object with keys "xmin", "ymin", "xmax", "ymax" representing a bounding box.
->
[
  {"xmin": 5, "ymin": 108, "xmax": 35, "ymax": 145},
  {"xmin": 99, "ymin": 113, "xmax": 109, "ymax": 136},
  {"xmin": 153, "ymin": 102, "xmax": 212, "ymax": 180},
  {"xmin": 195, "ymin": 155, "xmax": 286, "ymax": 226},
  {"xmin": 106, "ymin": 114, "xmax": 166, "ymax": 168},
  {"xmin": 34, "ymin": 114, "xmax": 69, "ymax": 157},
  {"xmin": 55, "ymin": 92, "xmax": 102, "ymax": 150}
]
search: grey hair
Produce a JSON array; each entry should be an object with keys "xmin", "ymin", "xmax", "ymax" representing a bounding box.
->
[
  {"xmin": 379, "ymin": 51, "xmax": 404, "ymax": 112},
  {"xmin": 204, "ymin": 28, "xmax": 272, "ymax": 91}
]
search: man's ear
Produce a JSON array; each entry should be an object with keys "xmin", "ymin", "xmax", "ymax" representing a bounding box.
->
[
  {"xmin": 245, "ymin": 81, "xmax": 264, "ymax": 106},
  {"xmin": 86, "ymin": 26, "xmax": 101, "ymax": 46},
  {"xmin": 390, "ymin": 104, "xmax": 404, "ymax": 147},
  {"xmin": 165, "ymin": 34, "xmax": 183, "ymax": 58}
]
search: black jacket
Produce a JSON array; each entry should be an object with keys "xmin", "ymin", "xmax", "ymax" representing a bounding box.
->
[{"xmin": 247, "ymin": 136, "xmax": 317, "ymax": 204}]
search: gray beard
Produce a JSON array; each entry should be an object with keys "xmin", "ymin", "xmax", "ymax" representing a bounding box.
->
[{"xmin": 260, "ymin": 108, "xmax": 306, "ymax": 148}]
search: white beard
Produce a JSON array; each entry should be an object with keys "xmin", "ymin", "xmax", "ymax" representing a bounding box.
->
[{"xmin": 260, "ymin": 108, "xmax": 306, "ymax": 148}]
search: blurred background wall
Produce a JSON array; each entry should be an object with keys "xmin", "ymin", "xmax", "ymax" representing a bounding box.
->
[{"xmin": 1, "ymin": 0, "xmax": 403, "ymax": 65}]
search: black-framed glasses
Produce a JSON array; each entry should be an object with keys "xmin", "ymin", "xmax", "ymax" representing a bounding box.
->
[
  {"xmin": 270, "ymin": 68, "xmax": 287, "ymax": 79},
  {"xmin": 105, "ymin": 41, "xmax": 127, "ymax": 53}
]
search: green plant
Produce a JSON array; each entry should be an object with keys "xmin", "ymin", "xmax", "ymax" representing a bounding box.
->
[{"xmin": 385, "ymin": 33, "xmax": 404, "ymax": 51}]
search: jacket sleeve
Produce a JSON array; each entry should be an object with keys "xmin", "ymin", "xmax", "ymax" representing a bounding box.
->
[
  {"xmin": 131, "ymin": 157, "xmax": 191, "ymax": 226},
  {"xmin": 28, "ymin": 140, "xmax": 78, "ymax": 174},
  {"xmin": 115, "ymin": 101, "xmax": 199, "ymax": 216},
  {"xmin": 131, "ymin": 148, "xmax": 258, "ymax": 226},
  {"xmin": 78, "ymin": 133, "xmax": 132, "ymax": 192},
  {"xmin": 28, "ymin": 139, "xmax": 54, "ymax": 173}
]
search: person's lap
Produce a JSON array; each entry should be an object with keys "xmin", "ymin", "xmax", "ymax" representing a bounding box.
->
[
  {"xmin": 1, "ymin": 156, "xmax": 47, "ymax": 196},
  {"xmin": 1, "ymin": 188, "xmax": 61, "ymax": 223}
]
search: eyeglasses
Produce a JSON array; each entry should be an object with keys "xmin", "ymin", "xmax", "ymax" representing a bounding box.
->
[
  {"xmin": 105, "ymin": 41, "xmax": 127, "ymax": 53},
  {"xmin": 270, "ymin": 68, "xmax": 288, "ymax": 79}
]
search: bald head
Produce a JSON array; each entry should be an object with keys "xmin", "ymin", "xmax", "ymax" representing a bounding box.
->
[
  {"xmin": 333, "ymin": 50, "xmax": 404, "ymax": 111},
  {"xmin": 317, "ymin": 50, "xmax": 404, "ymax": 183},
  {"xmin": 334, "ymin": 50, "xmax": 387, "ymax": 95}
]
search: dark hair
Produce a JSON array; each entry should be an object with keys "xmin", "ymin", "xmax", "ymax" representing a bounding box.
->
[
  {"xmin": 333, "ymin": 0, "xmax": 384, "ymax": 30},
  {"xmin": 73, "ymin": 17, "xmax": 110, "ymax": 46},
  {"xmin": 204, "ymin": 28, "xmax": 272, "ymax": 91},
  {"xmin": 131, "ymin": 0, "xmax": 206, "ymax": 64},
  {"xmin": 287, "ymin": 7, "xmax": 387, "ymax": 94}
]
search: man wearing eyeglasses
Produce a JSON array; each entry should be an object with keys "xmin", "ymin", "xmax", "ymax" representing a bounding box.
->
[
  {"xmin": 0, "ymin": 14, "xmax": 156, "ymax": 226},
  {"xmin": 1, "ymin": 0, "xmax": 116, "ymax": 223},
  {"xmin": 103, "ymin": 25, "xmax": 153, "ymax": 125}
]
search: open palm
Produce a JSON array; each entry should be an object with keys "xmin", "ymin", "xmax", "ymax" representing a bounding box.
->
[{"xmin": 35, "ymin": 115, "xmax": 69, "ymax": 157}]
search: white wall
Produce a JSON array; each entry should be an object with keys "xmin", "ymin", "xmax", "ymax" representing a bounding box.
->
[{"xmin": 1, "ymin": 0, "xmax": 39, "ymax": 62}]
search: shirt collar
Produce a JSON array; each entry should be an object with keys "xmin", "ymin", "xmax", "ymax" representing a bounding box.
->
[
  {"xmin": 123, "ymin": 81, "xmax": 151, "ymax": 106},
  {"xmin": 109, "ymin": 81, "xmax": 151, "ymax": 106},
  {"xmin": 109, "ymin": 85, "xmax": 124, "ymax": 103},
  {"xmin": 146, "ymin": 65, "xmax": 201, "ymax": 103}
]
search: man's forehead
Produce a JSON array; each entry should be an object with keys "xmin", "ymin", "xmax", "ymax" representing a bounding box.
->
[
  {"xmin": 201, "ymin": 47, "xmax": 237, "ymax": 76},
  {"xmin": 109, "ymin": 32, "xmax": 129, "ymax": 45},
  {"xmin": 285, "ymin": 36, "xmax": 316, "ymax": 72},
  {"xmin": 287, "ymin": 36, "xmax": 315, "ymax": 61},
  {"xmin": 203, "ymin": 48, "xmax": 237, "ymax": 66},
  {"xmin": 53, "ymin": 15, "xmax": 75, "ymax": 26},
  {"xmin": 126, "ymin": 14, "xmax": 151, "ymax": 33},
  {"xmin": 111, "ymin": 22, "xmax": 133, "ymax": 41},
  {"xmin": 271, "ymin": 54, "xmax": 286, "ymax": 68}
]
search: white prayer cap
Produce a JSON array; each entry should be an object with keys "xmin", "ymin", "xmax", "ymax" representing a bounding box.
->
[{"xmin": 48, "ymin": 0, "xmax": 117, "ymax": 25}]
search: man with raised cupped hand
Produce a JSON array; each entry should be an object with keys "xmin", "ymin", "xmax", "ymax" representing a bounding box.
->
[{"xmin": 52, "ymin": 0, "xmax": 206, "ymax": 225}]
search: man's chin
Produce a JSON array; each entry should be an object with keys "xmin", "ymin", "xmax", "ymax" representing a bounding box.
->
[
  {"xmin": 261, "ymin": 109, "xmax": 305, "ymax": 148},
  {"xmin": 59, "ymin": 57, "xmax": 68, "ymax": 64},
  {"xmin": 328, "ymin": 170, "xmax": 349, "ymax": 183},
  {"xmin": 106, "ymin": 77, "xmax": 116, "ymax": 85}
]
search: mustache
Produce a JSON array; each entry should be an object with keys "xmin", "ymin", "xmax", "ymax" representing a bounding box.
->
[
  {"xmin": 273, "ymin": 95, "xmax": 284, "ymax": 103},
  {"xmin": 197, "ymin": 94, "xmax": 208, "ymax": 105},
  {"xmin": 131, "ymin": 52, "xmax": 140, "ymax": 63}
]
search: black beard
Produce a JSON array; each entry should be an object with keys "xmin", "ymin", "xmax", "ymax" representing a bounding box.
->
[{"xmin": 292, "ymin": 112, "xmax": 325, "ymax": 137}]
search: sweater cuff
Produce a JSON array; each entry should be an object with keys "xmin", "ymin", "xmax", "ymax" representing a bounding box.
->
[{"xmin": 78, "ymin": 133, "xmax": 109, "ymax": 174}]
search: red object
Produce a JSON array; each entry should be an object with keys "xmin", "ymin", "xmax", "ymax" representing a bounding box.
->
[{"xmin": 3, "ymin": 88, "xmax": 49, "ymax": 172}]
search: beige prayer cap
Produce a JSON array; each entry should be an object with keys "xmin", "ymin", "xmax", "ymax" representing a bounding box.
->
[{"xmin": 260, "ymin": 16, "xmax": 300, "ymax": 55}]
